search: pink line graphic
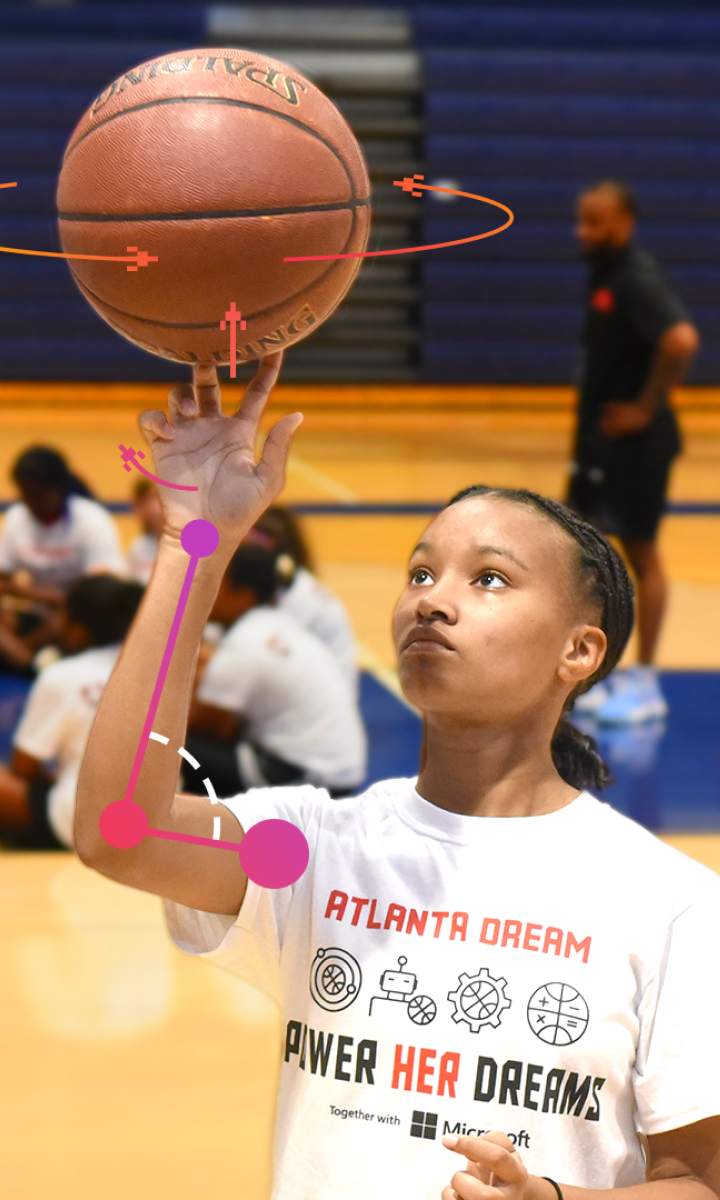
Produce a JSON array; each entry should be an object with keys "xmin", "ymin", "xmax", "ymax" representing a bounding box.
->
[
  {"xmin": 119, "ymin": 444, "xmax": 199, "ymax": 492},
  {"xmin": 220, "ymin": 302, "xmax": 246, "ymax": 378},
  {"xmin": 283, "ymin": 176, "xmax": 514, "ymax": 261},
  {"xmin": 99, "ymin": 519, "xmax": 309, "ymax": 889}
]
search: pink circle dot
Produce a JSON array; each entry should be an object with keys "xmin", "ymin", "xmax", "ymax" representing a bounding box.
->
[
  {"xmin": 239, "ymin": 819, "xmax": 309, "ymax": 889},
  {"xmin": 99, "ymin": 801, "xmax": 148, "ymax": 849},
  {"xmin": 181, "ymin": 519, "xmax": 218, "ymax": 558}
]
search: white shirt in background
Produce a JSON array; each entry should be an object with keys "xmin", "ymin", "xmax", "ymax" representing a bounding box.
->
[
  {"xmin": 279, "ymin": 566, "xmax": 358, "ymax": 691},
  {"xmin": 166, "ymin": 782, "xmax": 720, "ymax": 1200},
  {"xmin": 0, "ymin": 495, "xmax": 126, "ymax": 588},
  {"xmin": 13, "ymin": 644, "xmax": 122, "ymax": 847},
  {"xmin": 127, "ymin": 531, "xmax": 159, "ymax": 585},
  {"xmin": 198, "ymin": 606, "xmax": 366, "ymax": 789}
]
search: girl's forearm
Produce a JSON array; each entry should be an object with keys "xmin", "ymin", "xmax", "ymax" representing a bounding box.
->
[
  {"xmin": 532, "ymin": 1174, "xmax": 714, "ymax": 1200},
  {"xmin": 74, "ymin": 528, "xmax": 233, "ymax": 870}
]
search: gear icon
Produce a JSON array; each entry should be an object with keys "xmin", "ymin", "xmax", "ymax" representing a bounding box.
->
[{"xmin": 447, "ymin": 967, "xmax": 512, "ymax": 1033}]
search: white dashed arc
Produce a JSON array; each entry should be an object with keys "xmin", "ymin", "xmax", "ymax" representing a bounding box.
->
[{"xmin": 149, "ymin": 730, "xmax": 221, "ymax": 840}]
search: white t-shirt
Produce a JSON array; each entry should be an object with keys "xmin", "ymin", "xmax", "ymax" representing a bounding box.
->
[
  {"xmin": 165, "ymin": 781, "xmax": 720, "ymax": 1200},
  {"xmin": 279, "ymin": 568, "xmax": 358, "ymax": 692},
  {"xmin": 198, "ymin": 606, "xmax": 366, "ymax": 788},
  {"xmin": 13, "ymin": 644, "xmax": 121, "ymax": 847},
  {"xmin": 127, "ymin": 532, "xmax": 159, "ymax": 585},
  {"xmin": 0, "ymin": 495, "xmax": 126, "ymax": 589}
]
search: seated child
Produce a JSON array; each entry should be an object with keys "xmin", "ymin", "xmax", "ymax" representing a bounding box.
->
[
  {"xmin": 250, "ymin": 505, "xmax": 359, "ymax": 691},
  {"xmin": 0, "ymin": 445, "xmax": 127, "ymax": 671},
  {"xmin": 185, "ymin": 542, "xmax": 367, "ymax": 798},
  {"xmin": 0, "ymin": 574, "xmax": 143, "ymax": 849}
]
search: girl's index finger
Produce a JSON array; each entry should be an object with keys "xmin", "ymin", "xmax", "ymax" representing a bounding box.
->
[
  {"xmin": 441, "ymin": 1135, "xmax": 524, "ymax": 1178},
  {"xmin": 193, "ymin": 362, "xmax": 222, "ymax": 417},
  {"xmin": 193, "ymin": 361, "xmax": 219, "ymax": 389}
]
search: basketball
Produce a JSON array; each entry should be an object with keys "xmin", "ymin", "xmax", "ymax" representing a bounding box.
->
[{"xmin": 56, "ymin": 48, "xmax": 371, "ymax": 366}]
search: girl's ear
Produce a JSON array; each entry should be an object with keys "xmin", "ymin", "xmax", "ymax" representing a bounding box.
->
[{"xmin": 558, "ymin": 624, "xmax": 607, "ymax": 688}]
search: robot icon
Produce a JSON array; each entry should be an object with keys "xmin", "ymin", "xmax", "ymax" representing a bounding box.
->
[
  {"xmin": 310, "ymin": 948, "xmax": 362, "ymax": 1012},
  {"xmin": 369, "ymin": 956, "xmax": 437, "ymax": 1025},
  {"xmin": 447, "ymin": 967, "xmax": 512, "ymax": 1033}
]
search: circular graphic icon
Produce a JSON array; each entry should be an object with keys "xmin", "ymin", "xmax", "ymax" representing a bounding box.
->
[
  {"xmin": 527, "ymin": 982, "xmax": 590, "ymax": 1045},
  {"xmin": 310, "ymin": 947, "xmax": 362, "ymax": 1012},
  {"xmin": 447, "ymin": 967, "xmax": 511, "ymax": 1033},
  {"xmin": 407, "ymin": 994, "xmax": 437, "ymax": 1025}
]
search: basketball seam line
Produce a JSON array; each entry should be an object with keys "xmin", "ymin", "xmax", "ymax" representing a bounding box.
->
[
  {"xmin": 62, "ymin": 96, "xmax": 361, "ymax": 200},
  {"xmin": 67, "ymin": 206, "xmax": 368, "ymax": 334},
  {"xmin": 58, "ymin": 199, "xmax": 370, "ymax": 223}
]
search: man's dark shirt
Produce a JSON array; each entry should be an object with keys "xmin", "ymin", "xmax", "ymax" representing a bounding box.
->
[{"xmin": 578, "ymin": 242, "xmax": 690, "ymax": 444}]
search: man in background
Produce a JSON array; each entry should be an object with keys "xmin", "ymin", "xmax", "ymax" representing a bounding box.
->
[{"xmin": 569, "ymin": 180, "xmax": 700, "ymax": 724}]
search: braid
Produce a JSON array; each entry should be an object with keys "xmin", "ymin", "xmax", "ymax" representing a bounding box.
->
[{"xmin": 447, "ymin": 485, "xmax": 635, "ymax": 791}]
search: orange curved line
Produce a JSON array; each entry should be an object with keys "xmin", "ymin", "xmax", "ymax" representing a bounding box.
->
[
  {"xmin": 283, "ymin": 183, "xmax": 514, "ymax": 262},
  {"xmin": 1, "ymin": 184, "xmax": 153, "ymax": 262},
  {"xmin": 0, "ymin": 245, "xmax": 145, "ymax": 261}
]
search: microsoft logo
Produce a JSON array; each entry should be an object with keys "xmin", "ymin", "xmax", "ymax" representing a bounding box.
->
[{"xmin": 410, "ymin": 1110, "xmax": 438, "ymax": 1140}]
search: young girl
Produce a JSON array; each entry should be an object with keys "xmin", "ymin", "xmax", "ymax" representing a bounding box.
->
[{"xmin": 75, "ymin": 360, "xmax": 720, "ymax": 1200}]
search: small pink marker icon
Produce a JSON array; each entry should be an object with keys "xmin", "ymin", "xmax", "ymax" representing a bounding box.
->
[{"xmin": 220, "ymin": 301, "xmax": 246, "ymax": 377}]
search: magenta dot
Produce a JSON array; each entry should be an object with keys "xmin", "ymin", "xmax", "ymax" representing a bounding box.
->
[
  {"xmin": 239, "ymin": 819, "xmax": 309, "ymax": 890},
  {"xmin": 99, "ymin": 801, "xmax": 148, "ymax": 849},
  {"xmin": 181, "ymin": 519, "xmax": 219, "ymax": 558}
]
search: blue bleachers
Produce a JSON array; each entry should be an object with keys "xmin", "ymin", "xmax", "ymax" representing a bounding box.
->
[
  {"xmin": 420, "ymin": 13, "xmax": 720, "ymax": 383},
  {"xmin": 0, "ymin": 5, "xmax": 719, "ymax": 385},
  {"xmin": 426, "ymin": 49, "xmax": 720, "ymax": 98},
  {"xmin": 427, "ymin": 95, "xmax": 720, "ymax": 140},
  {"xmin": 414, "ymin": 8, "xmax": 720, "ymax": 52},
  {"xmin": 426, "ymin": 136, "xmax": 720, "ymax": 183},
  {"xmin": 0, "ymin": 4, "xmax": 203, "ymax": 40}
]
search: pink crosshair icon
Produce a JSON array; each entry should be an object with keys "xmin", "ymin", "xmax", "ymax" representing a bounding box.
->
[{"xmin": 220, "ymin": 302, "xmax": 246, "ymax": 377}]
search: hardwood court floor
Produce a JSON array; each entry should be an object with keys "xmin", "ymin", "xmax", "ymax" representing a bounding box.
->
[{"xmin": 1, "ymin": 385, "xmax": 719, "ymax": 1198}]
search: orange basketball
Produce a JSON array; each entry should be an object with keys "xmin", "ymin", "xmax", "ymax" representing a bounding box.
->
[{"xmin": 56, "ymin": 48, "xmax": 371, "ymax": 366}]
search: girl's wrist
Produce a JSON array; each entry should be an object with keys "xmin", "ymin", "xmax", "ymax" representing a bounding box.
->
[{"xmin": 529, "ymin": 1177, "xmax": 564, "ymax": 1200}]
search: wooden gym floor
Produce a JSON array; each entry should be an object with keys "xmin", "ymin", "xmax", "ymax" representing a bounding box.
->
[{"xmin": 1, "ymin": 383, "xmax": 719, "ymax": 1198}]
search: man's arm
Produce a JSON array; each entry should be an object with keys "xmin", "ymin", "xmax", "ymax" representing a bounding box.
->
[
  {"xmin": 600, "ymin": 321, "xmax": 700, "ymax": 437},
  {"xmin": 74, "ymin": 355, "xmax": 301, "ymax": 917}
]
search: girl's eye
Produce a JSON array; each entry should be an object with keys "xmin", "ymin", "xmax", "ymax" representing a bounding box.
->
[
  {"xmin": 477, "ymin": 571, "xmax": 506, "ymax": 589},
  {"xmin": 409, "ymin": 567, "xmax": 432, "ymax": 585}
]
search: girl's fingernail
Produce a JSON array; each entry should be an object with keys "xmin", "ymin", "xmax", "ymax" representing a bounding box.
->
[{"xmin": 443, "ymin": 1134, "xmax": 459, "ymax": 1147}]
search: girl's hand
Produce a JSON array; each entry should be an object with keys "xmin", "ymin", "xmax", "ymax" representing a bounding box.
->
[
  {"xmin": 441, "ymin": 1131, "xmax": 530, "ymax": 1200},
  {"xmin": 138, "ymin": 353, "xmax": 302, "ymax": 549}
]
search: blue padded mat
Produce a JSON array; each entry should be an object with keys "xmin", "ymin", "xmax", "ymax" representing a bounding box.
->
[{"xmin": 1, "ymin": 671, "xmax": 716, "ymax": 832}]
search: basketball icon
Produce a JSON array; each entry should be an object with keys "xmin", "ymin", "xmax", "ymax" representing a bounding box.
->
[
  {"xmin": 310, "ymin": 947, "xmax": 362, "ymax": 1012},
  {"xmin": 447, "ymin": 968, "xmax": 512, "ymax": 1033},
  {"xmin": 527, "ymin": 983, "xmax": 590, "ymax": 1046}
]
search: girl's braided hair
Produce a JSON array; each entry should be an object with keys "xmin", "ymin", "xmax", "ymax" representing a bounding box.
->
[{"xmin": 447, "ymin": 485, "xmax": 635, "ymax": 791}]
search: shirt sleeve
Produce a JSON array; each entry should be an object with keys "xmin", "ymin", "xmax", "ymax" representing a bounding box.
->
[
  {"xmin": 163, "ymin": 783, "xmax": 326, "ymax": 1002},
  {"xmin": 634, "ymin": 887, "xmax": 720, "ymax": 1134},
  {"xmin": 197, "ymin": 637, "xmax": 262, "ymax": 714},
  {"xmin": 13, "ymin": 667, "xmax": 70, "ymax": 763},
  {"xmin": 0, "ymin": 507, "xmax": 20, "ymax": 574},
  {"xmin": 624, "ymin": 263, "xmax": 691, "ymax": 345},
  {"xmin": 76, "ymin": 502, "xmax": 127, "ymax": 575}
]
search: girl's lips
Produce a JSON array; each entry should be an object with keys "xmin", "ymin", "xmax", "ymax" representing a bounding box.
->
[{"xmin": 402, "ymin": 627, "xmax": 455, "ymax": 652}]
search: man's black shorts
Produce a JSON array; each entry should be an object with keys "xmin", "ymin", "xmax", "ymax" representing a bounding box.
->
[{"xmin": 567, "ymin": 406, "xmax": 681, "ymax": 543}]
